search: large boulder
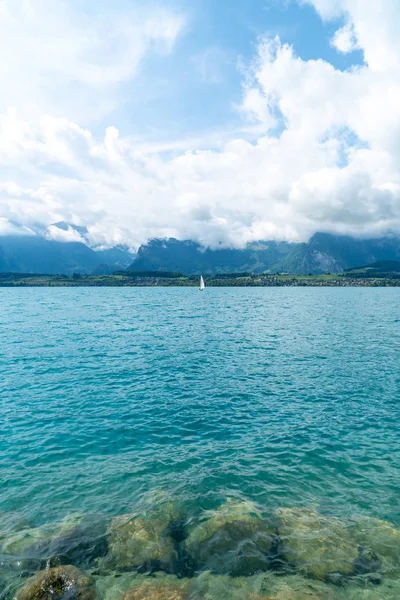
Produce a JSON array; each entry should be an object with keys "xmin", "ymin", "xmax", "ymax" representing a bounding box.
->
[
  {"xmin": 104, "ymin": 515, "xmax": 176, "ymax": 572},
  {"xmin": 277, "ymin": 508, "xmax": 358, "ymax": 581},
  {"xmin": 1, "ymin": 513, "xmax": 108, "ymax": 570},
  {"xmin": 349, "ymin": 517, "xmax": 400, "ymax": 578},
  {"xmin": 185, "ymin": 499, "xmax": 275, "ymax": 576},
  {"xmin": 102, "ymin": 492, "xmax": 188, "ymax": 574},
  {"xmin": 15, "ymin": 565, "xmax": 96, "ymax": 600}
]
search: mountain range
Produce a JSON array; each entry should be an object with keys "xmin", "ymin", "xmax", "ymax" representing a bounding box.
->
[
  {"xmin": 2, "ymin": 229, "xmax": 400, "ymax": 275},
  {"xmin": 128, "ymin": 234, "xmax": 400, "ymax": 275},
  {"xmin": 0, "ymin": 223, "xmax": 134, "ymax": 275}
]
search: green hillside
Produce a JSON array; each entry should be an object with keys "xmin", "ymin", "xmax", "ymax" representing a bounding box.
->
[{"xmin": 344, "ymin": 261, "xmax": 400, "ymax": 279}]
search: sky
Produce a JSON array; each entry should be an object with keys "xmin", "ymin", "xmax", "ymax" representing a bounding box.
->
[{"xmin": 0, "ymin": 0, "xmax": 399, "ymax": 250}]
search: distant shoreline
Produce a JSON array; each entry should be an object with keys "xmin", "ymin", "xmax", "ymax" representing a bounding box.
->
[{"xmin": 1, "ymin": 272, "xmax": 400, "ymax": 287}]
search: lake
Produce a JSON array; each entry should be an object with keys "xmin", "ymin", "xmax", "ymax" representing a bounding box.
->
[{"xmin": 1, "ymin": 288, "xmax": 400, "ymax": 599}]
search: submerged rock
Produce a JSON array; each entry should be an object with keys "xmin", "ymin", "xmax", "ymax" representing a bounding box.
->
[
  {"xmin": 1, "ymin": 513, "xmax": 108, "ymax": 571},
  {"xmin": 353, "ymin": 547, "xmax": 382, "ymax": 584},
  {"xmin": 185, "ymin": 499, "xmax": 275, "ymax": 576},
  {"xmin": 337, "ymin": 577, "xmax": 400, "ymax": 600},
  {"xmin": 123, "ymin": 579, "xmax": 189, "ymax": 600},
  {"xmin": 103, "ymin": 515, "xmax": 176, "ymax": 573},
  {"xmin": 102, "ymin": 492, "xmax": 190, "ymax": 574},
  {"xmin": 349, "ymin": 517, "xmax": 400, "ymax": 578},
  {"xmin": 258, "ymin": 573, "xmax": 336, "ymax": 600},
  {"xmin": 277, "ymin": 508, "xmax": 358, "ymax": 582},
  {"xmin": 95, "ymin": 573, "xmax": 146, "ymax": 600},
  {"xmin": 188, "ymin": 571, "xmax": 263, "ymax": 600},
  {"xmin": 48, "ymin": 513, "xmax": 108, "ymax": 568},
  {"xmin": 188, "ymin": 571, "xmax": 336, "ymax": 600},
  {"xmin": 138, "ymin": 491, "xmax": 185, "ymax": 523},
  {"xmin": 1, "ymin": 527, "xmax": 45, "ymax": 558},
  {"xmin": 96, "ymin": 574, "xmax": 190, "ymax": 600},
  {"xmin": 15, "ymin": 565, "xmax": 96, "ymax": 600}
]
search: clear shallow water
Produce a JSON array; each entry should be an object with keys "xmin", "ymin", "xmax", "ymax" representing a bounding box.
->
[{"xmin": 1, "ymin": 288, "xmax": 400, "ymax": 598}]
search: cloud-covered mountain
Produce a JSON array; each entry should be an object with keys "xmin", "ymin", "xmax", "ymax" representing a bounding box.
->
[
  {"xmin": 0, "ymin": 234, "xmax": 134, "ymax": 275},
  {"xmin": 129, "ymin": 238, "xmax": 293, "ymax": 274},
  {"xmin": 2, "ymin": 230, "xmax": 400, "ymax": 275},
  {"xmin": 128, "ymin": 234, "xmax": 400, "ymax": 275}
]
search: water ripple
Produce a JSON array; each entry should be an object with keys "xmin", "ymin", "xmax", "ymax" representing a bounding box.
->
[{"xmin": 0, "ymin": 287, "xmax": 399, "ymax": 528}]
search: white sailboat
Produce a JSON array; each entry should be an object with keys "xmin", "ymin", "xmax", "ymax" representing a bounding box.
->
[{"xmin": 199, "ymin": 275, "xmax": 205, "ymax": 291}]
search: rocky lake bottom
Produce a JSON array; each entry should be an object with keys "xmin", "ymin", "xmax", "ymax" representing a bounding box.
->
[{"xmin": 1, "ymin": 494, "xmax": 400, "ymax": 600}]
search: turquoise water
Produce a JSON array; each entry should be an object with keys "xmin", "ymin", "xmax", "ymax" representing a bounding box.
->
[{"xmin": 1, "ymin": 288, "xmax": 400, "ymax": 598}]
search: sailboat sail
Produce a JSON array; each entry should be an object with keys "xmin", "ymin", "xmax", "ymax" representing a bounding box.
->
[{"xmin": 200, "ymin": 275, "xmax": 205, "ymax": 291}]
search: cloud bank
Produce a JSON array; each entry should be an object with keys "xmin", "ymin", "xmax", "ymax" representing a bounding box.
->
[{"xmin": 0, "ymin": 0, "xmax": 399, "ymax": 249}]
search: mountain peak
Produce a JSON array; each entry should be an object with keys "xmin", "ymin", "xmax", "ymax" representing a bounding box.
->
[{"xmin": 52, "ymin": 222, "xmax": 89, "ymax": 236}]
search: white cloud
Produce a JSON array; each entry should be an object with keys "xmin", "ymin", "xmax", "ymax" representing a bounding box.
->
[
  {"xmin": 0, "ymin": 0, "xmax": 399, "ymax": 248},
  {"xmin": 302, "ymin": 0, "xmax": 400, "ymax": 71},
  {"xmin": 298, "ymin": 0, "xmax": 343, "ymax": 20},
  {"xmin": 331, "ymin": 24, "xmax": 359, "ymax": 54},
  {"xmin": 0, "ymin": 217, "xmax": 35, "ymax": 236},
  {"xmin": 0, "ymin": 0, "xmax": 185, "ymax": 123},
  {"xmin": 240, "ymin": 87, "xmax": 277, "ymax": 130},
  {"xmin": 45, "ymin": 225, "xmax": 86, "ymax": 244}
]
